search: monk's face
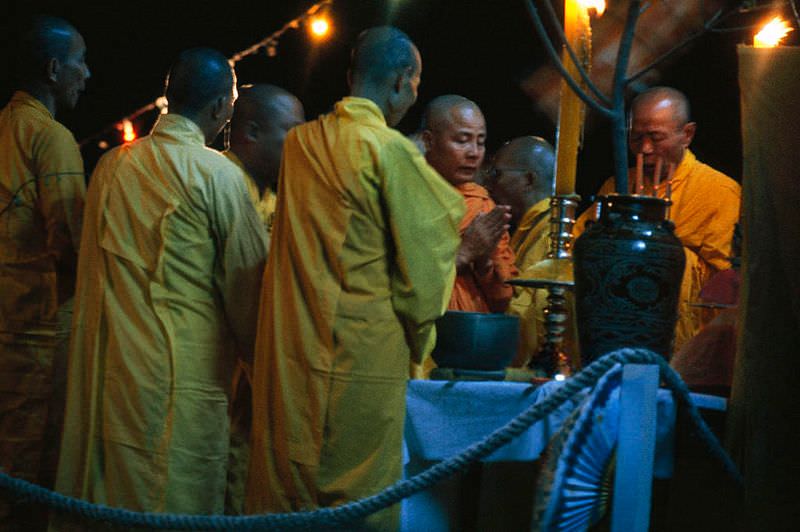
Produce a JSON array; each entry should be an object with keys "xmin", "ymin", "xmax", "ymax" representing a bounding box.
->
[
  {"xmin": 424, "ymin": 104, "xmax": 486, "ymax": 187},
  {"xmin": 54, "ymin": 30, "xmax": 90, "ymax": 112},
  {"xmin": 485, "ymin": 150, "xmax": 529, "ymax": 222},
  {"xmin": 257, "ymin": 95, "xmax": 305, "ymax": 186},
  {"xmin": 628, "ymin": 98, "xmax": 695, "ymax": 180}
]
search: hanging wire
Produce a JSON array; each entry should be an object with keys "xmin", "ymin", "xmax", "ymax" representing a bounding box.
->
[
  {"xmin": 79, "ymin": 0, "xmax": 333, "ymax": 149},
  {"xmin": 537, "ymin": 0, "xmax": 611, "ymax": 106},
  {"xmin": 523, "ymin": 0, "xmax": 613, "ymax": 118}
]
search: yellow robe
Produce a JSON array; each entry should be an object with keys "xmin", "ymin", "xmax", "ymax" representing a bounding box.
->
[
  {"xmin": 246, "ymin": 97, "xmax": 464, "ymax": 529},
  {"xmin": 576, "ymin": 150, "xmax": 741, "ymax": 352},
  {"xmin": 220, "ymin": 151, "xmax": 277, "ymax": 514},
  {"xmin": 0, "ymin": 91, "xmax": 85, "ymax": 525},
  {"xmin": 224, "ymin": 151, "xmax": 277, "ymax": 233},
  {"xmin": 53, "ymin": 114, "xmax": 268, "ymax": 521},
  {"xmin": 507, "ymin": 199, "xmax": 553, "ymax": 366}
]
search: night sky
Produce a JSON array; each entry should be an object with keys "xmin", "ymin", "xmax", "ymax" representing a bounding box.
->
[{"xmin": 3, "ymin": 1, "xmax": 784, "ymax": 200}]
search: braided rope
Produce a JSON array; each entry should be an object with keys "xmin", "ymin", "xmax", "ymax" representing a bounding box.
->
[{"xmin": 0, "ymin": 348, "xmax": 741, "ymax": 530}]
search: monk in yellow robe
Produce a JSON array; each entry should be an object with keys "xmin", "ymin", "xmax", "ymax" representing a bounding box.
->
[
  {"xmin": 483, "ymin": 136, "xmax": 579, "ymax": 369},
  {"xmin": 223, "ymin": 83, "xmax": 304, "ymax": 514},
  {"xmin": 0, "ymin": 17, "xmax": 89, "ymax": 529},
  {"xmin": 225, "ymin": 83, "xmax": 305, "ymax": 233},
  {"xmin": 421, "ymin": 95, "xmax": 517, "ymax": 313},
  {"xmin": 576, "ymin": 87, "xmax": 740, "ymax": 353},
  {"xmin": 53, "ymin": 49, "xmax": 268, "ymax": 525},
  {"xmin": 246, "ymin": 28, "xmax": 464, "ymax": 530}
]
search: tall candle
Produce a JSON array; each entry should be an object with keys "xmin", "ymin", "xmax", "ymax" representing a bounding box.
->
[{"xmin": 554, "ymin": 0, "xmax": 591, "ymax": 196}]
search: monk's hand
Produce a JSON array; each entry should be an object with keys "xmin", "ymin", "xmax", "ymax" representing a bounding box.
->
[{"xmin": 457, "ymin": 205, "xmax": 511, "ymax": 274}]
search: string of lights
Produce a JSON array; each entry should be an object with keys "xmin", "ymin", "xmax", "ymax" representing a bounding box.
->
[{"xmin": 81, "ymin": 0, "xmax": 333, "ymax": 149}]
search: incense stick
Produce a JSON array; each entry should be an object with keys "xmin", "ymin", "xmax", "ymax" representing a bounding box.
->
[
  {"xmin": 635, "ymin": 153, "xmax": 644, "ymax": 195},
  {"xmin": 665, "ymin": 162, "xmax": 675, "ymax": 220},
  {"xmin": 653, "ymin": 158, "xmax": 662, "ymax": 192}
]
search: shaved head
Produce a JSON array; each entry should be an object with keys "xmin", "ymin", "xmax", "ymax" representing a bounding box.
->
[
  {"xmin": 165, "ymin": 47, "xmax": 235, "ymax": 117},
  {"xmin": 348, "ymin": 26, "xmax": 421, "ymax": 126},
  {"xmin": 421, "ymin": 94, "xmax": 481, "ymax": 133},
  {"xmin": 15, "ymin": 16, "xmax": 78, "ymax": 82},
  {"xmin": 631, "ymin": 86, "xmax": 691, "ymax": 126},
  {"xmin": 231, "ymin": 84, "xmax": 302, "ymax": 135},
  {"xmin": 486, "ymin": 136, "xmax": 555, "ymax": 226},
  {"xmin": 229, "ymin": 84, "xmax": 305, "ymax": 191},
  {"xmin": 493, "ymin": 136, "xmax": 555, "ymax": 189},
  {"xmin": 350, "ymin": 26, "xmax": 418, "ymax": 86}
]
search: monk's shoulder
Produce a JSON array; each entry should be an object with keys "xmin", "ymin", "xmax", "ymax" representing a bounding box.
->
[{"xmin": 694, "ymin": 161, "xmax": 741, "ymax": 198}]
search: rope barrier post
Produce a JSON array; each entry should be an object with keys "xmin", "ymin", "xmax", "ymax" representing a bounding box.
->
[{"xmin": 611, "ymin": 363, "xmax": 660, "ymax": 532}]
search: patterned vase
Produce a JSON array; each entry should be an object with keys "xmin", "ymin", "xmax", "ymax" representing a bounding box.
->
[{"xmin": 573, "ymin": 194, "xmax": 685, "ymax": 365}]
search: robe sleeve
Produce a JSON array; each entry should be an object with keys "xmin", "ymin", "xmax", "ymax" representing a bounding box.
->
[
  {"xmin": 381, "ymin": 139, "xmax": 465, "ymax": 363},
  {"xmin": 475, "ymin": 220, "xmax": 517, "ymax": 313},
  {"xmin": 208, "ymin": 165, "xmax": 270, "ymax": 361}
]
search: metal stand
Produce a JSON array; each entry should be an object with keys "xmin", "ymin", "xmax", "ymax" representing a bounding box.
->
[{"xmin": 507, "ymin": 195, "xmax": 579, "ymax": 377}]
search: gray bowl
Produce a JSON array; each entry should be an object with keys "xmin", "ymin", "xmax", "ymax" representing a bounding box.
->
[{"xmin": 431, "ymin": 311, "xmax": 520, "ymax": 371}]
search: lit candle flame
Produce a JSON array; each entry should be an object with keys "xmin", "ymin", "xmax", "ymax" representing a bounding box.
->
[
  {"xmin": 578, "ymin": 0, "xmax": 605, "ymax": 16},
  {"xmin": 122, "ymin": 119, "xmax": 136, "ymax": 143},
  {"xmin": 754, "ymin": 16, "xmax": 793, "ymax": 48}
]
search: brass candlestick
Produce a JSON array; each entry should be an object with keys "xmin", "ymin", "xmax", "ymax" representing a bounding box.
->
[{"xmin": 507, "ymin": 194, "xmax": 579, "ymax": 377}]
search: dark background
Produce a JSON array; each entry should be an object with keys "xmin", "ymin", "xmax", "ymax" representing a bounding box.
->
[{"xmin": 3, "ymin": 0, "xmax": 792, "ymax": 198}]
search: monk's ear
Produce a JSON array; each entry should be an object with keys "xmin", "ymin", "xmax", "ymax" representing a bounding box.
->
[
  {"xmin": 210, "ymin": 96, "xmax": 225, "ymax": 119},
  {"xmin": 682, "ymin": 121, "xmax": 697, "ymax": 148},
  {"xmin": 211, "ymin": 96, "xmax": 233, "ymax": 121},
  {"xmin": 245, "ymin": 119, "xmax": 259, "ymax": 142},
  {"xmin": 392, "ymin": 70, "xmax": 405, "ymax": 95},
  {"xmin": 46, "ymin": 57, "xmax": 60, "ymax": 84},
  {"xmin": 421, "ymin": 129, "xmax": 433, "ymax": 153}
]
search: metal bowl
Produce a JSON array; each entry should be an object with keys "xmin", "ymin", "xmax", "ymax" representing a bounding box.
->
[{"xmin": 431, "ymin": 311, "xmax": 520, "ymax": 371}]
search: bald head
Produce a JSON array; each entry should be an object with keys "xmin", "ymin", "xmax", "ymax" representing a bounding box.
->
[
  {"xmin": 631, "ymin": 86, "xmax": 691, "ymax": 126},
  {"xmin": 166, "ymin": 48, "xmax": 235, "ymax": 118},
  {"xmin": 349, "ymin": 26, "xmax": 421, "ymax": 126},
  {"xmin": 493, "ymin": 136, "xmax": 555, "ymax": 185},
  {"xmin": 231, "ymin": 85, "xmax": 302, "ymax": 134},
  {"xmin": 351, "ymin": 26, "xmax": 418, "ymax": 86},
  {"xmin": 16, "ymin": 16, "xmax": 77, "ymax": 82},
  {"xmin": 422, "ymin": 95, "xmax": 481, "ymax": 133},
  {"xmin": 14, "ymin": 16, "xmax": 90, "ymax": 115},
  {"xmin": 229, "ymin": 84, "xmax": 305, "ymax": 191},
  {"xmin": 486, "ymin": 136, "xmax": 555, "ymax": 227},
  {"xmin": 164, "ymin": 47, "xmax": 236, "ymax": 143}
]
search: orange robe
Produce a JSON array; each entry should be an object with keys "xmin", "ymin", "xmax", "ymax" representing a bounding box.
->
[
  {"xmin": 576, "ymin": 150, "xmax": 741, "ymax": 352},
  {"xmin": 449, "ymin": 182, "xmax": 517, "ymax": 313}
]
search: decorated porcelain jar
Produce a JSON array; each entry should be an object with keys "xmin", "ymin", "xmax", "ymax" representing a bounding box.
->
[{"xmin": 573, "ymin": 194, "xmax": 685, "ymax": 365}]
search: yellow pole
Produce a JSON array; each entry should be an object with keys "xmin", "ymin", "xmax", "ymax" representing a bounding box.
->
[{"xmin": 554, "ymin": 1, "xmax": 590, "ymax": 196}]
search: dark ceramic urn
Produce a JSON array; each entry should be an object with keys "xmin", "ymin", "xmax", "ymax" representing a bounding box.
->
[{"xmin": 573, "ymin": 194, "xmax": 685, "ymax": 365}]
